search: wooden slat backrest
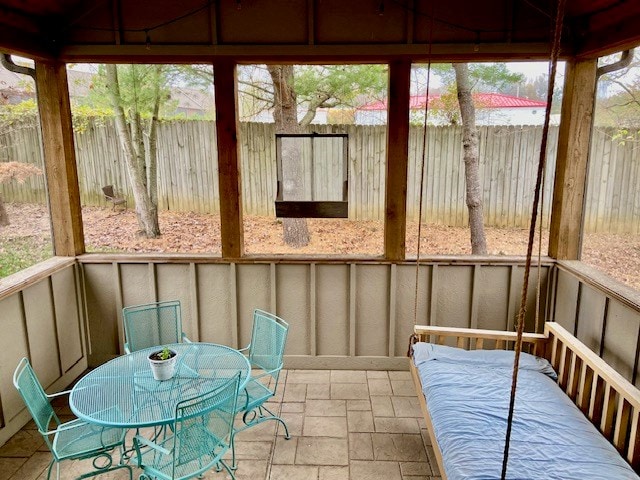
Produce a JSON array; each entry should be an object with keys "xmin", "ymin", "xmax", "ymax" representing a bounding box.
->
[
  {"xmin": 545, "ymin": 322, "xmax": 640, "ymax": 470},
  {"xmin": 413, "ymin": 325, "xmax": 547, "ymax": 356}
]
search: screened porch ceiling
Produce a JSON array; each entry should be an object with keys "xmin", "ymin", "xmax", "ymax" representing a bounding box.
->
[{"xmin": 0, "ymin": 0, "xmax": 639, "ymax": 61}]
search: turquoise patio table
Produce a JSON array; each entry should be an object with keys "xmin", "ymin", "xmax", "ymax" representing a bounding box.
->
[{"xmin": 69, "ymin": 343, "xmax": 251, "ymax": 428}]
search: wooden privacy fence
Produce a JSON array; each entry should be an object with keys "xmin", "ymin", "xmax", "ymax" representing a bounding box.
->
[{"xmin": 1, "ymin": 119, "xmax": 638, "ymax": 233}]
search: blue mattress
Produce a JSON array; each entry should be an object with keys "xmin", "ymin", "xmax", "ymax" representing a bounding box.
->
[{"xmin": 413, "ymin": 342, "xmax": 640, "ymax": 480}]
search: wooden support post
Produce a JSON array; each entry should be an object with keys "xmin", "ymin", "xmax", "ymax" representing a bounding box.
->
[
  {"xmin": 214, "ymin": 60, "xmax": 243, "ymax": 259},
  {"xmin": 384, "ymin": 60, "xmax": 411, "ymax": 261},
  {"xmin": 549, "ymin": 59, "xmax": 597, "ymax": 260},
  {"xmin": 35, "ymin": 61, "xmax": 84, "ymax": 256}
]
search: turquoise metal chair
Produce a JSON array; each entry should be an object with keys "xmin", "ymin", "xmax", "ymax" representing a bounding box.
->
[
  {"xmin": 133, "ymin": 373, "xmax": 241, "ymax": 480},
  {"xmin": 13, "ymin": 358, "xmax": 132, "ymax": 480},
  {"xmin": 231, "ymin": 309, "xmax": 290, "ymax": 468},
  {"xmin": 123, "ymin": 300, "xmax": 191, "ymax": 354}
]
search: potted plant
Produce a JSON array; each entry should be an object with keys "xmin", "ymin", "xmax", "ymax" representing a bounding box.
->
[{"xmin": 147, "ymin": 346, "xmax": 178, "ymax": 381}]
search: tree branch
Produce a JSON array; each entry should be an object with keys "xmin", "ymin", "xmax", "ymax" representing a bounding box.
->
[{"xmin": 607, "ymin": 79, "xmax": 640, "ymax": 107}]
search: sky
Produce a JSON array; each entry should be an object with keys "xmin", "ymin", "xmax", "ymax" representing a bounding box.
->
[{"xmin": 506, "ymin": 61, "xmax": 564, "ymax": 79}]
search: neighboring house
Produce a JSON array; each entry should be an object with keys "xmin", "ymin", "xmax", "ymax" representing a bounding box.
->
[
  {"xmin": 357, "ymin": 93, "xmax": 548, "ymax": 126},
  {"xmin": 168, "ymin": 89, "xmax": 214, "ymax": 118},
  {"xmin": 244, "ymin": 106, "xmax": 330, "ymax": 124}
]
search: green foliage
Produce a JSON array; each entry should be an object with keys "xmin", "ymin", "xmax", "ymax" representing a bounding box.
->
[
  {"xmin": 0, "ymin": 100, "xmax": 38, "ymax": 128},
  {"xmin": 469, "ymin": 64, "xmax": 525, "ymax": 91},
  {"xmin": 426, "ymin": 63, "xmax": 525, "ymax": 93},
  {"xmin": 0, "ymin": 98, "xmax": 112, "ymax": 133},
  {"xmin": 86, "ymin": 64, "xmax": 173, "ymax": 118},
  {"xmin": 233, "ymin": 64, "xmax": 388, "ymax": 124},
  {"xmin": 612, "ymin": 128, "xmax": 640, "ymax": 145},
  {"xmin": 0, "ymin": 236, "xmax": 52, "ymax": 279},
  {"xmin": 158, "ymin": 347, "xmax": 173, "ymax": 360},
  {"xmin": 294, "ymin": 65, "xmax": 388, "ymax": 107},
  {"xmin": 70, "ymin": 103, "xmax": 114, "ymax": 133}
]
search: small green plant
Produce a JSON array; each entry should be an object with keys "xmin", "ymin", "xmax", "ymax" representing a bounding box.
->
[{"xmin": 158, "ymin": 346, "xmax": 172, "ymax": 360}]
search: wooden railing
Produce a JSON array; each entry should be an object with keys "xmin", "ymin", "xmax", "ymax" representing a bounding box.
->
[
  {"xmin": 0, "ymin": 258, "xmax": 88, "ymax": 446},
  {"xmin": 547, "ymin": 322, "xmax": 640, "ymax": 469}
]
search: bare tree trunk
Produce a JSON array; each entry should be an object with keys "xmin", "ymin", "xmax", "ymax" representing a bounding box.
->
[
  {"xmin": 0, "ymin": 194, "xmax": 9, "ymax": 226},
  {"xmin": 105, "ymin": 64, "xmax": 160, "ymax": 238},
  {"xmin": 146, "ymin": 65, "xmax": 163, "ymax": 231},
  {"xmin": 453, "ymin": 63, "xmax": 487, "ymax": 255},
  {"xmin": 268, "ymin": 65, "xmax": 310, "ymax": 248}
]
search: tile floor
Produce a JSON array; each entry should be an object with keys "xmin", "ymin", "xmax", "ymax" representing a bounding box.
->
[{"xmin": 0, "ymin": 370, "xmax": 441, "ymax": 480}]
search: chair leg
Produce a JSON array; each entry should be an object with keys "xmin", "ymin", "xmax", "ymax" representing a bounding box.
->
[
  {"xmin": 230, "ymin": 430, "xmax": 237, "ymax": 471},
  {"xmin": 45, "ymin": 459, "xmax": 56, "ymax": 480},
  {"xmin": 219, "ymin": 460, "xmax": 237, "ymax": 480},
  {"xmin": 231, "ymin": 406, "xmax": 290, "ymax": 470}
]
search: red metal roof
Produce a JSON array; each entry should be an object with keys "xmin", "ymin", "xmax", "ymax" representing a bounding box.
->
[{"xmin": 360, "ymin": 93, "xmax": 546, "ymax": 110}]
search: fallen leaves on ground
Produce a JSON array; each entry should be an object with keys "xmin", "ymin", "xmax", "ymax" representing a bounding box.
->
[{"xmin": 1, "ymin": 202, "xmax": 639, "ymax": 290}]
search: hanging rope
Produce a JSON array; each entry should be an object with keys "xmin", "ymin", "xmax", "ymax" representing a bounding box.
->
[
  {"xmin": 409, "ymin": 2, "xmax": 436, "ymax": 358},
  {"xmin": 412, "ymin": 60, "xmax": 433, "ymax": 325},
  {"xmin": 501, "ymin": 0, "xmax": 566, "ymax": 478},
  {"xmin": 534, "ymin": 151, "xmax": 546, "ymax": 333}
]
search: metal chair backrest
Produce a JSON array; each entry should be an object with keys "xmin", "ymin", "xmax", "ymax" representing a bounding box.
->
[
  {"xmin": 102, "ymin": 185, "xmax": 116, "ymax": 199},
  {"xmin": 13, "ymin": 358, "xmax": 59, "ymax": 437},
  {"xmin": 171, "ymin": 373, "xmax": 240, "ymax": 477},
  {"xmin": 248, "ymin": 309, "xmax": 289, "ymax": 377},
  {"xmin": 123, "ymin": 300, "xmax": 183, "ymax": 353}
]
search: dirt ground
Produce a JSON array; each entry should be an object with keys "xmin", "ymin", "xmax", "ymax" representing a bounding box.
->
[{"xmin": 2, "ymin": 202, "xmax": 639, "ymax": 290}]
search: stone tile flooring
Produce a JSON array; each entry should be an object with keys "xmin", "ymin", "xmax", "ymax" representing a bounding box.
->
[{"xmin": 0, "ymin": 370, "xmax": 441, "ymax": 480}]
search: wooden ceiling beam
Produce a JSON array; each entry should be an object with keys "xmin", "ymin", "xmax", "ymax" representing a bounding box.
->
[
  {"xmin": 58, "ymin": 42, "xmax": 560, "ymax": 63},
  {"xmin": 1, "ymin": 0, "xmax": 640, "ymax": 61},
  {"xmin": 576, "ymin": 13, "xmax": 640, "ymax": 59},
  {"xmin": 0, "ymin": 24, "xmax": 55, "ymax": 60},
  {"xmin": 307, "ymin": 0, "xmax": 315, "ymax": 46}
]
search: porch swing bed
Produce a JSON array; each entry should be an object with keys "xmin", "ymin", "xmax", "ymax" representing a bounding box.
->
[{"xmin": 409, "ymin": 322, "xmax": 640, "ymax": 480}]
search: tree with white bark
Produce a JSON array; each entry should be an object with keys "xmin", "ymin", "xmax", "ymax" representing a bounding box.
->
[{"xmin": 90, "ymin": 64, "xmax": 169, "ymax": 238}]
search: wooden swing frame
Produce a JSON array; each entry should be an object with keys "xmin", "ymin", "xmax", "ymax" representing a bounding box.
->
[{"xmin": 409, "ymin": 321, "xmax": 640, "ymax": 479}]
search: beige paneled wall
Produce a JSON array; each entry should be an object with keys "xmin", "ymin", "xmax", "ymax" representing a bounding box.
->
[
  {"xmin": 553, "ymin": 261, "xmax": 640, "ymax": 386},
  {"xmin": 0, "ymin": 260, "xmax": 87, "ymax": 446},
  {"xmin": 79, "ymin": 257, "xmax": 552, "ymax": 370}
]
